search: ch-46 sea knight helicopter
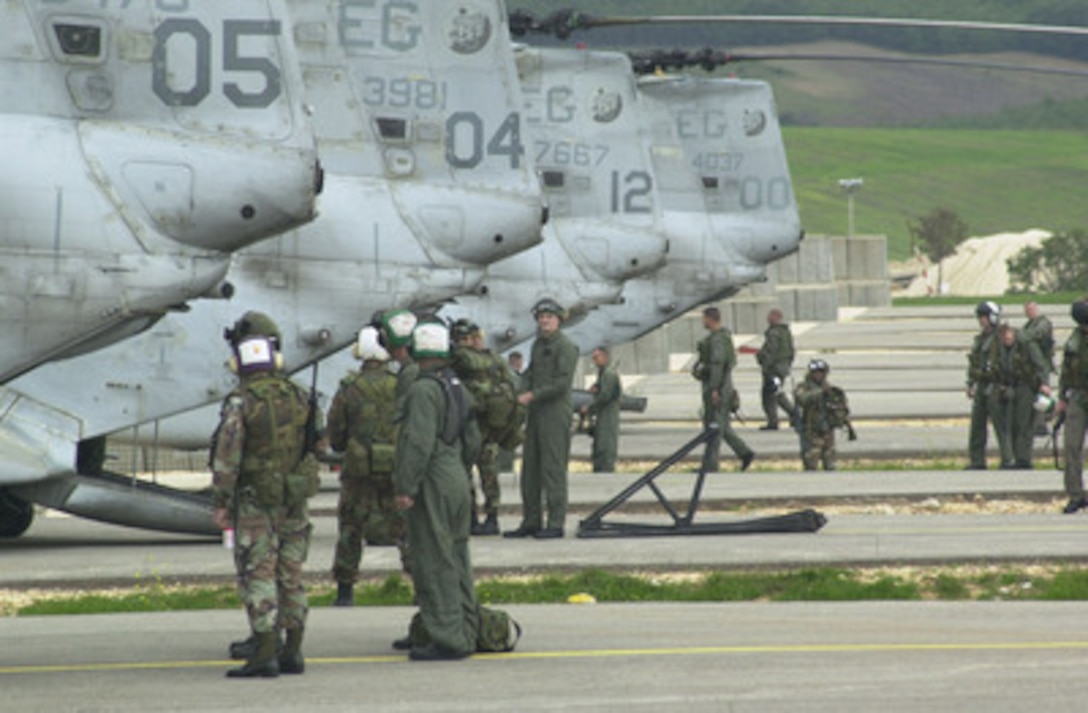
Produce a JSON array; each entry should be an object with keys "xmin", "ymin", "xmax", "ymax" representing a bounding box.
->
[
  {"xmin": 5, "ymin": 8, "xmax": 1088, "ymax": 540},
  {"xmin": 0, "ymin": 0, "xmax": 323, "ymax": 385},
  {"xmin": 0, "ymin": 0, "xmax": 544, "ymax": 537}
]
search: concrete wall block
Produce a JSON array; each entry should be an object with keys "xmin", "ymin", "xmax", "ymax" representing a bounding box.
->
[
  {"xmin": 830, "ymin": 235, "xmax": 849, "ymax": 282},
  {"xmin": 632, "ymin": 326, "xmax": 669, "ymax": 374},
  {"xmin": 847, "ymin": 281, "xmax": 892, "ymax": 308},
  {"xmin": 774, "ymin": 248, "xmax": 800, "ymax": 285},
  {"xmin": 790, "ymin": 286, "xmax": 839, "ymax": 321},
  {"xmin": 664, "ymin": 315, "xmax": 699, "ymax": 354},
  {"xmin": 842, "ymin": 235, "xmax": 889, "ymax": 280},
  {"xmin": 798, "ymin": 235, "xmax": 835, "ymax": 284}
]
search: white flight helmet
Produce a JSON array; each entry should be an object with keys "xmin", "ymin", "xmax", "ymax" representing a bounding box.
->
[{"xmin": 352, "ymin": 325, "xmax": 390, "ymax": 362}]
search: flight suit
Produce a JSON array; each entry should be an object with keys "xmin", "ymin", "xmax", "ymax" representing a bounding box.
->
[
  {"xmin": 588, "ymin": 363, "xmax": 622, "ymax": 472},
  {"xmin": 1023, "ymin": 313, "xmax": 1055, "ymax": 435},
  {"xmin": 393, "ymin": 366, "xmax": 480, "ymax": 656},
  {"xmin": 757, "ymin": 322, "xmax": 795, "ymax": 428},
  {"xmin": 327, "ymin": 362, "xmax": 402, "ymax": 583},
  {"xmin": 1059, "ymin": 329, "xmax": 1088, "ymax": 500},
  {"xmin": 696, "ymin": 327, "xmax": 753, "ymax": 472},
  {"xmin": 989, "ymin": 335, "xmax": 1048, "ymax": 467},
  {"xmin": 966, "ymin": 327, "xmax": 1000, "ymax": 468},
  {"xmin": 211, "ymin": 372, "xmax": 316, "ymax": 639},
  {"xmin": 519, "ymin": 329, "xmax": 578, "ymax": 531}
]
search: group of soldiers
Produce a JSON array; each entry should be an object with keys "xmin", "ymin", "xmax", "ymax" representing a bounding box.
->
[
  {"xmin": 967, "ymin": 298, "xmax": 1088, "ymax": 516},
  {"xmin": 694, "ymin": 306, "xmax": 852, "ymax": 472},
  {"xmin": 208, "ymin": 297, "xmax": 604, "ymax": 676}
]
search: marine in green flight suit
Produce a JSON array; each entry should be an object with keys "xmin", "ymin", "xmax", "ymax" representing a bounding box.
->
[
  {"xmin": 505, "ymin": 298, "xmax": 579, "ymax": 539},
  {"xmin": 988, "ymin": 324, "xmax": 1050, "ymax": 469},
  {"xmin": 211, "ymin": 312, "xmax": 321, "ymax": 679},
  {"xmin": 581, "ymin": 346, "xmax": 622, "ymax": 472},
  {"xmin": 1022, "ymin": 300, "xmax": 1055, "ymax": 436},
  {"xmin": 756, "ymin": 308, "xmax": 796, "ymax": 430},
  {"xmin": 965, "ymin": 302, "xmax": 1002, "ymax": 469},
  {"xmin": 326, "ymin": 326, "xmax": 401, "ymax": 607},
  {"xmin": 693, "ymin": 307, "xmax": 754, "ymax": 473},
  {"xmin": 393, "ymin": 320, "xmax": 481, "ymax": 661},
  {"xmin": 1056, "ymin": 299, "xmax": 1088, "ymax": 513}
]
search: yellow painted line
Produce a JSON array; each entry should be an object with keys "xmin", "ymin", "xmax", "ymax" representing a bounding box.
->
[
  {"xmin": 3, "ymin": 641, "xmax": 1088, "ymax": 675},
  {"xmin": 831, "ymin": 526, "xmax": 1088, "ymax": 536}
]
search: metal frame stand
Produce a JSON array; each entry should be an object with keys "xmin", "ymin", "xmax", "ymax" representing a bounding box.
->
[{"xmin": 577, "ymin": 425, "xmax": 827, "ymax": 538}]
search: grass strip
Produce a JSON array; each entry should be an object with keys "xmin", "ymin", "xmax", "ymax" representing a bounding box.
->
[{"xmin": 9, "ymin": 566, "xmax": 1088, "ymax": 617}]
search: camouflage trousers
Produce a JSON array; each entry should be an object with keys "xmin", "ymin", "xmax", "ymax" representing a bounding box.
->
[
  {"xmin": 333, "ymin": 474, "xmax": 408, "ymax": 583},
  {"xmin": 233, "ymin": 497, "xmax": 311, "ymax": 635},
  {"xmin": 802, "ymin": 431, "xmax": 836, "ymax": 471},
  {"xmin": 470, "ymin": 443, "xmax": 501, "ymax": 519}
]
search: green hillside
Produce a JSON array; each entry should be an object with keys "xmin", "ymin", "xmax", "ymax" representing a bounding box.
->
[{"xmin": 784, "ymin": 128, "xmax": 1088, "ymax": 259}]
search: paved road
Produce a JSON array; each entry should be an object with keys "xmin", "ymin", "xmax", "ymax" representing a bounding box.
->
[{"xmin": 1, "ymin": 603, "xmax": 1085, "ymax": 712}]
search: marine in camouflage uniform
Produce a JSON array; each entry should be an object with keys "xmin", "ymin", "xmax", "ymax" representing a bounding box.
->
[
  {"xmin": 965, "ymin": 302, "xmax": 1002, "ymax": 469},
  {"xmin": 582, "ymin": 346, "xmax": 622, "ymax": 472},
  {"xmin": 756, "ymin": 309, "xmax": 796, "ymax": 430},
  {"xmin": 1057, "ymin": 300, "xmax": 1088, "ymax": 513},
  {"xmin": 327, "ymin": 326, "xmax": 402, "ymax": 606},
  {"xmin": 496, "ymin": 351, "xmax": 525, "ymax": 473},
  {"xmin": 693, "ymin": 307, "xmax": 754, "ymax": 473},
  {"xmin": 211, "ymin": 312, "xmax": 320, "ymax": 679},
  {"xmin": 988, "ymin": 324, "xmax": 1049, "ymax": 469},
  {"xmin": 504, "ymin": 299, "xmax": 579, "ymax": 539},
  {"xmin": 393, "ymin": 321, "xmax": 481, "ymax": 660},
  {"xmin": 450, "ymin": 320, "xmax": 509, "ymax": 536},
  {"xmin": 794, "ymin": 360, "xmax": 848, "ymax": 471}
]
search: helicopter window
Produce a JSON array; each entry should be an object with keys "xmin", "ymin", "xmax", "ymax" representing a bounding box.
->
[
  {"xmin": 376, "ymin": 117, "xmax": 408, "ymax": 141},
  {"xmin": 53, "ymin": 23, "xmax": 103, "ymax": 59},
  {"xmin": 702, "ymin": 177, "xmax": 720, "ymax": 189},
  {"xmin": 541, "ymin": 170, "xmax": 565, "ymax": 189}
]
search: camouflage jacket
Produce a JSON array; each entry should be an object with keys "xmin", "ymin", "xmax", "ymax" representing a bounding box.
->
[
  {"xmin": 1023, "ymin": 315, "xmax": 1055, "ymax": 372},
  {"xmin": 210, "ymin": 372, "xmax": 315, "ymax": 509},
  {"xmin": 756, "ymin": 323, "xmax": 794, "ymax": 378},
  {"xmin": 794, "ymin": 375, "xmax": 849, "ymax": 436},
  {"xmin": 1060, "ymin": 329, "xmax": 1088, "ymax": 398},
  {"xmin": 989, "ymin": 334, "xmax": 1048, "ymax": 391},
  {"xmin": 327, "ymin": 362, "xmax": 398, "ymax": 477}
]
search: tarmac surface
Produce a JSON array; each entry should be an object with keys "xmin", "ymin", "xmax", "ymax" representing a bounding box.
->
[
  {"xmin": 2, "ymin": 603, "xmax": 1086, "ymax": 712},
  {"xmin": 2, "ymin": 469, "xmax": 1083, "ymax": 587}
]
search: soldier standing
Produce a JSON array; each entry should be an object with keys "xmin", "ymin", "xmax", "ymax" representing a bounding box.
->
[
  {"xmin": 393, "ymin": 321, "xmax": 481, "ymax": 660},
  {"xmin": 496, "ymin": 351, "xmax": 526, "ymax": 474},
  {"xmin": 1056, "ymin": 299, "xmax": 1088, "ymax": 513},
  {"xmin": 756, "ymin": 308, "xmax": 796, "ymax": 430},
  {"xmin": 693, "ymin": 307, "xmax": 755, "ymax": 473},
  {"xmin": 794, "ymin": 359, "xmax": 850, "ymax": 471},
  {"xmin": 450, "ymin": 319, "xmax": 512, "ymax": 536},
  {"xmin": 376, "ymin": 309, "xmax": 421, "ymax": 414},
  {"xmin": 211, "ymin": 312, "xmax": 321, "ymax": 678},
  {"xmin": 327, "ymin": 326, "xmax": 401, "ymax": 607},
  {"xmin": 1023, "ymin": 301, "xmax": 1055, "ymax": 436},
  {"xmin": 580, "ymin": 346, "xmax": 622, "ymax": 472},
  {"xmin": 965, "ymin": 301, "xmax": 1002, "ymax": 470},
  {"xmin": 989, "ymin": 324, "xmax": 1050, "ymax": 469},
  {"xmin": 504, "ymin": 299, "xmax": 578, "ymax": 539}
]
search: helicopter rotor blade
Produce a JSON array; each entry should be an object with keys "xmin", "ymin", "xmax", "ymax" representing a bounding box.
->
[{"xmin": 510, "ymin": 10, "xmax": 1088, "ymax": 40}]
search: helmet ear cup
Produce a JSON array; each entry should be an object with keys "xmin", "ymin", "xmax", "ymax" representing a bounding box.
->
[
  {"xmin": 274, "ymin": 352, "xmax": 285, "ymax": 371},
  {"xmin": 228, "ymin": 355, "xmax": 239, "ymax": 374}
]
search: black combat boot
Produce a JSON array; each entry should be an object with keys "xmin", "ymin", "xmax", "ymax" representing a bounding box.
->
[
  {"xmin": 333, "ymin": 582, "xmax": 354, "ymax": 607},
  {"xmin": 229, "ymin": 633, "xmax": 257, "ymax": 661},
  {"xmin": 226, "ymin": 631, "xmax": 280, "ymax": 678},
  {"xmin": 279, "ymin": 628, "xmax": 305, "ymax": 675},
  {"xmin": 475, "ymin": 514, "xmax": 500, "ymax": 536}
]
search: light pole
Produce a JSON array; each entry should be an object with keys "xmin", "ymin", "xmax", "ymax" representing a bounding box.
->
[{"xmin": 838, "ymin": 178, "xmax": 864, "ymax": 238}]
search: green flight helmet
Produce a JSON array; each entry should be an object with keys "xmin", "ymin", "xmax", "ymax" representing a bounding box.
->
[
  {"xmin": 379, "ymin": 310, "xmax": 418, "ymax": 350},
  {"xmin": 411, "ymin": 320, "xmax": 451, "ymax": 359},
  {"xmin": 225, "ymin": 311, "xmax": 282, "ymax": 350},
  {"xmin": 450, "ymin": 318, "xmax": 480, "ymax": 343},
  {"xmin": 532, "ymin": 297, "xmax": 566, "ymax": 321}
]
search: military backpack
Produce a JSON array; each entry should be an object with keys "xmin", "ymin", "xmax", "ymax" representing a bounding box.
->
[
  {"xmin": 451, "ymin": 348, "xmax": 525, "ymax": 450},
  {"xmin": 342, "ymin": 368, "xmax": 398, "ymax": 478}
]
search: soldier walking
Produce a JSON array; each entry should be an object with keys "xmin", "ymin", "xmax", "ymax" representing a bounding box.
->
[
  {"xmin": 794, "ymin": 359, "xmax": 850, "ymax": 471},
  {"xmin": 210, "ymin": 312, "xmax": 321, "ymax": 678},
  {"xmin": 1056, "ymin": 299, "xmax": 1088, "ymax": 513},
  {"xmin": 693, "ymin": 307, "xmax": 755, "ymax": 473},
  {"xmin": 327, "ymin": 326, "xmax": 402, "ymax": 607},
  {"xmin": 505, "ymin": 299, "xmax": 579, "ymax": 539},
  {"xmin": 393, "ymin": 321, "xmax": 481, "ymax": 660},
  {"xmin": 756, "ymin": 308, "xmax": 796, "ymax": 430},
  {"xmin": 965, "ymin": 301, "xmax": 1002, "ymax": 470},
  {"xmin": 580, "ymin": 346, "xmax": 622, "ymax": 472},
  {"xmin": 989, "ymin": 324, "xmax": 1050, "ymax": 469}
]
